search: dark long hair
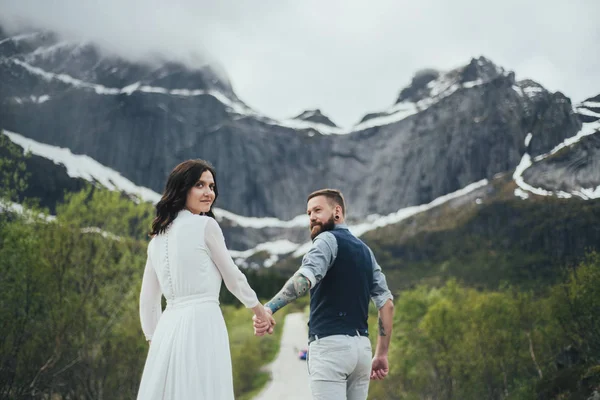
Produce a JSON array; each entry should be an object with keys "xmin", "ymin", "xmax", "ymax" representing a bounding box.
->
[{"xmin": 150, "ymin": 159, "xmax": 218, "ymax": 236}]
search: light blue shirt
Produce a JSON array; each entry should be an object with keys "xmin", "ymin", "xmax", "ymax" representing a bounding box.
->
[{"xmin": 298, "ymin": 224, "xmax": 394, "ymax": 309}]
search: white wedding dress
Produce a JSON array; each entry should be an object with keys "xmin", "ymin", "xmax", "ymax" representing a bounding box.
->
[{"xmin": 137, "ymin": 209, "xmax": 259, "ymax": 400}]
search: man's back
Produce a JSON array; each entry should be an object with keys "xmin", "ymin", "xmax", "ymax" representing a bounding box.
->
[
  {"xmin": 258, "ymin": 189, "xmax": 395, "ymax": 400},
  {"xmin": 309, "ymin": 228, "xmax": 374, "ymax": 338}
]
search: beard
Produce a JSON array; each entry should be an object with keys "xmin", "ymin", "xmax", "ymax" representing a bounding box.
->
[{"xmin": 310, "ymin": 215, "xmax": 336, "ymax": 240}]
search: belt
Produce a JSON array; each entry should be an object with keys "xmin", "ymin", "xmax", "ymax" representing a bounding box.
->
[
  {"xmin": 166, "ymin": 294, "xmax": 219, "ymax": 310},
  {"xmin": 308, "ymin": 330, "xmax": 369, "ymax": 344}
]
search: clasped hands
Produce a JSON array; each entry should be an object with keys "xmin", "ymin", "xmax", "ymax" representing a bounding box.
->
[{"xmin": 253, "ymin": 306, "xmax": 275, "ymax": 336}]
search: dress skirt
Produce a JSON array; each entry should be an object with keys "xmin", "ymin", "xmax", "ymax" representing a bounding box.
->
[{"xmin": 137, "ymin": 297, "xmax": 234, "ymax": 400}]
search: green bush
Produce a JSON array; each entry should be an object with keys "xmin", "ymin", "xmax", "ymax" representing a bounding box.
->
[
  {"xmin": 0, "ymin": 183, "xmax": 289, "ymax": 399},
  {"xmin": 367, "ymin": 253, "xmax": 600, "ymax": 400}
]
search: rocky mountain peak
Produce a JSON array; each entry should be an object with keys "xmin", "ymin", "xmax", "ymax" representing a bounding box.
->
[
  {"xmin": 459, "ymin": 56, "xmax": 506, "ymax": 84},
  {"xmin": 0, "ymin": 27, "xmax": 237, "ymax": 100},
  {"xmin": 395, "ymin": 68, "xmax": 440, "ymax": 104},
  {"xmin": 396, "ymin": 56, "xmax": 512, "ymax": 104},
  {"xmin": 1, "ymin": 28, "xmax": 591, "ymax": 220},
  {"xmin": 292, "ymin": 109, "xmax": 338, "ymax": 127}
]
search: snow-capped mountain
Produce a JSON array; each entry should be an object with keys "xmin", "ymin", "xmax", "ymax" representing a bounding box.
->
[
  {"xmin": 2, "ymin": 26, "xmax": 588, "ymax": 220},
  {"xmin": 1, "ymin": 127, "xmax": 490, "ymax": 266},
  {"xmin": 513, "ymin": 95, "xmax": 600, "ymax": 200},
  {"xmin": 1, "ymin": 24, "xmax": 600, "ymax": 269},
  {"xmin": 0, "ymin": 30, "xmax": 237, "ymax": 100},
  {"xmin": 1, "ymin": 129, "xmax": 308, "ymax": 251}
]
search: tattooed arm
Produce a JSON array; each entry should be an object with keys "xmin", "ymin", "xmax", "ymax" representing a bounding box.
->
[
  {"xmin": 372, "ymin": 299, "xmax": 394, "ymax": 380},
  {"xmin": 253, "ymin": 272, "xmax": 310, "ymax": 336},
  {"xmin": 376, "ymin": 299, "xmax": 394, "ymax": 353},
  {"xmin": 265, "ymin": 233, "xmax": 337, "ymax": 315},
  {"xmin": 368, "ymin": 247, "xmax": 394, "ymax": 373},
  {"xmin": 254, "ymin": 233, "xmax": 336, "ymax": 336},
  {"xmin": 264, "ymin": 272, "xmax": 311, "ymax": 314},
  {"xmin": 368, "ymin": 248, "xmax": 395, "ymax": 379}
]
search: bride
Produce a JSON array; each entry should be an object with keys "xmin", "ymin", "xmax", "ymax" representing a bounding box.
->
[{"xmin": 137, "ymin": 159, "xmax": 274, "ymax": 399}]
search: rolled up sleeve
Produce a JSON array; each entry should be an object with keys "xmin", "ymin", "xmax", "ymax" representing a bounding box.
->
[{"xmin": 369, "ymin": 248, "xmax": 394, "ymax": 309}]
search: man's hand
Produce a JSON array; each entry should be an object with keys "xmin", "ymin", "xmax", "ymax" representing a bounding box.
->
[
  {"xmin": 371, "ymin": 355, "xmax": 389, "ymax": 380},
  {"xmin": 253, "ymin": 306, "xmax": 275, "ymax": 336},
  {"xmin": 372, "ymin": 299, "xmax": 393, "ymax": 379}
]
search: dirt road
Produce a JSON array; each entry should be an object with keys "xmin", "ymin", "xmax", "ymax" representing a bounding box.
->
[{"xmin": 253, "ymin": 312, "xmax": 311, "ymax": 400}]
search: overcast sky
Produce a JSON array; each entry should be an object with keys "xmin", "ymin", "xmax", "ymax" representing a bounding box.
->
[{"xmin": 1, "ymin": 0, "xmax": 599, "ymax": 127}]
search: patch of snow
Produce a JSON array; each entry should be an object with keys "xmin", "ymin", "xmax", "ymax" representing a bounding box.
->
[
  {"xmin": 2, "ymin": 130, "xmax": 310, "ymax": 229},
  {"xmin": 578, "ymin": 186, "xmax": 600, "ymax": 199},
  {"xmin": 533, "ymin": 120, "xmax": 600, "ymax": 162},
  {"xmin": 513, "ymin": 120, "xmax": 600, "ymax": 199},
  {"xmin": 577, "ymin": 108, "xmax": 600, "ymax": 118},
  {"xmin": 524, "ymin": 132, "xmax": 533, "ymax": 147},
  {"xmin": 3, "ymin": 130, "xmax": 162, "ymax": 204},
  {"xmin": 512, "ymin": 85, "xmax": 525, "ymax": 97},
  {"xmin": 514, "ymin": 188, "xmax": 529, "ymax": 199},
  {"xmin": 292, "ymin": 179, "xmax": 490, "ymax": 258}
]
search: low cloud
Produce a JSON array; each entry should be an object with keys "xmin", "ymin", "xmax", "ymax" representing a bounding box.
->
[{"xmin": 1, "ymin": 0, "xmax": 598, "ymax": 126}]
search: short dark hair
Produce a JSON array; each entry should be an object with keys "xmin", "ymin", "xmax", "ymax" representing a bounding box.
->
[
  {"xmin": 150, "ymin": 159, "xmax": 218, "ymax": 236},
  {"xmin": 307, "ymin": 189, "xmax": 346, "ymax": 216}
]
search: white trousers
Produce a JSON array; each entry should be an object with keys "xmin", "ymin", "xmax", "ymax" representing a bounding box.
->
[{"xmin": 307, "ymin": 334, "xmax": 372, "ymax": 400}]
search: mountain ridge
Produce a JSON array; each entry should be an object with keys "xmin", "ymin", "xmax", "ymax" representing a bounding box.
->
[{"xmin": 0, "ymin": 26, "xmax": 597, "ymax": 221}]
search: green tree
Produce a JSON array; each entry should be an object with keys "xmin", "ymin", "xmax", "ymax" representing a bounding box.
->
[
  {"xmin": 0, "ymin": 131, "xmax": 29, "ymax": 204},
  {"xmin": 551, "ymin": 252, "xmax": 600, "ymax": 361},
  {"xmin": 0, "ymin": 183, "xmax": 150, "ymax": 398},
  {"xmin": 56, "ymin": 185, "xmax": 154, "ymax": 239}
]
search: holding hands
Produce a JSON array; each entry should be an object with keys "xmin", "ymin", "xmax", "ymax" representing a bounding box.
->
[{"xmin": 252, "ymin": 306, "xmax": 275, "ymax": 336}]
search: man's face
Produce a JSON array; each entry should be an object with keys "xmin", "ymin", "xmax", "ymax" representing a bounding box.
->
[{"xmin": 307, "ymin": 196, "xmax": 336, "ymax": 240}]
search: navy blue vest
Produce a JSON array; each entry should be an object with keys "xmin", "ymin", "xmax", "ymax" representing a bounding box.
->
[{"xmin": 308, "ymin": 228, "xmax": 373, "ymax": 338}]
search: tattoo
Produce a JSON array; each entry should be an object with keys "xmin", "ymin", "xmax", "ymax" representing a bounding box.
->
[
  {"xmin": 265, "ymin": 273, "xmax": 310, "ymax": 314},
  {"xmin": 378, "ymin": 317, "xmax": 387, "ymax": 337}
]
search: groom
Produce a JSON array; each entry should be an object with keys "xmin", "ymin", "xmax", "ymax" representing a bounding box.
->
[{"xmin": 254, "ymin": 189, "xmax": 394, "ymax": 400}]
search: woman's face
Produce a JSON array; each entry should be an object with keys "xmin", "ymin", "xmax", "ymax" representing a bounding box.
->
[{"xmin": 185, "ymin": 170, "xmax": 216, "ymax": 214}]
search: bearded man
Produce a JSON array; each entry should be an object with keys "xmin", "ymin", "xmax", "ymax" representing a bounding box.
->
[{"xmin": 253, "ymin": 189, "xmax": 395, "ymax": 400}]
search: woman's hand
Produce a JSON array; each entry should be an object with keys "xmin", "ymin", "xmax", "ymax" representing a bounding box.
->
[{"xmin": 252, "ymin": 305, "xmax": 275, "ymax": 336}]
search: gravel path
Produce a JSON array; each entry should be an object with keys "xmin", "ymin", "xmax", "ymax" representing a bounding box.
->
[{"xmin": 253, "ymin": 312, "xmax": 311, "ymax": 400}]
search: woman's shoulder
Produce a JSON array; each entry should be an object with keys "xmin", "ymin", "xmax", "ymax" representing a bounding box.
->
[
  {"xmin": 179, "ymin": 212, "xmax": 219, "ymax": 232},
  {"xmin": 146, "ymin": 234, "xmax": 159, "ymax": 256},
  {"xmin": 198, "ymin": 215, "xmax": 221, "ymax": 232}
]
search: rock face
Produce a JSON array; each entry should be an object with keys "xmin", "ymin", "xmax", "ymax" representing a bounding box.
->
[
  {"xmin": 0, "ymin": 28, "xmax": 589, "ymax": 220},
  {"xmin": 522, "ymin": 96, "xmax": 600, "ymax": 198}
]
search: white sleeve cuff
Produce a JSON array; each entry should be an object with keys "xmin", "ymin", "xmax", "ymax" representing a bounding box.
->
[{"xmin": 246, "ymin": 299, "xmax": 260, "ymax": 309}]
